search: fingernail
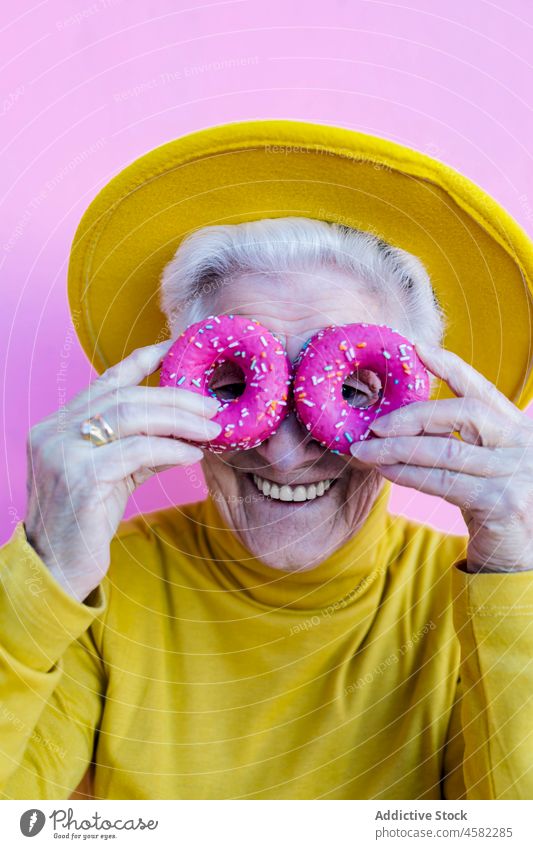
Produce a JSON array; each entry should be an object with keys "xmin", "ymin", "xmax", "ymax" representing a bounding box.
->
[
  {"xmin": 205, "ymin": 420, "xmax": 223, "ymax": 438},
  {"xmin": 203, "ymin": 397, "xmax": 222, "ymax": 415}
]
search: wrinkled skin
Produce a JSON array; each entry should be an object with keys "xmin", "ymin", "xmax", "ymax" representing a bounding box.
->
[{"xmin": 202, "ymin": 269, "xmax": 405, "ymax": 571}]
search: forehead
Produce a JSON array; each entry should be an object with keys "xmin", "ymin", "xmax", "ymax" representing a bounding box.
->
[{"xmin": 208, "ymin": 269, "xmax": 390, "ymax": 355}]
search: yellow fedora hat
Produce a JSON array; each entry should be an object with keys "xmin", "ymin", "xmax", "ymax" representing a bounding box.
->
[{"xmin": 67, "ymin": 118, "xmax": 533, "ymax": 406}]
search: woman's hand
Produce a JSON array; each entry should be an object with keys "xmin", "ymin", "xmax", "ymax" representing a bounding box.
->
[
  {"xmin": 349, "ymin": 343, "xmax": 533, "ymax": 573},
  {"xmin": 24, "ymin": 340, "xmax": 221, "ymax": 602}
]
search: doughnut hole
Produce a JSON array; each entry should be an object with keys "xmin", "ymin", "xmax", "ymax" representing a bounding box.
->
[
  {"xmin": 342, "ymin": 368, "xmax": 383, "ymax": 409},
  {"xmin": 208, "ymin": 360, "xmax": 246, "ymax": 402}
]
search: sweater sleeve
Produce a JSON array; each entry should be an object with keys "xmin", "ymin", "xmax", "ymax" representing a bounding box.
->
[
  {"xmin": 443, "ymin": 559, "xmax": 533, "ymax": 799},
  {"xmin": 0, "ymin": 521, "xmax": 107, "ymax": 799}
]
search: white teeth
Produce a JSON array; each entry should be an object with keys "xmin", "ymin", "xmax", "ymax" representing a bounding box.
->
[
  {"xmin": 292, "ymin": 486, "xmax": 308, "ymax": 502},
  {"xmin": 252, "ymin": 474, "xmax": 333, "ymax": 502}
]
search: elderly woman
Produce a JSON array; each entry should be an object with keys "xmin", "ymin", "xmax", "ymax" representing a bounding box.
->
[{"xmin": 1, "ymin": 121, "xmax": 533, "ymax": 801}]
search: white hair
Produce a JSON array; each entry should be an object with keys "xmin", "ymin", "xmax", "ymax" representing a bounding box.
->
[{"xmin": 159, "ymin": 216, "xmax": 444, "ymax": 346}]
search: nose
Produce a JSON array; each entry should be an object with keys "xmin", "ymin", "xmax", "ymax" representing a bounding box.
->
[{"xmin": 253, "ymin": 409, "xmax": 326, "ymax": 474}]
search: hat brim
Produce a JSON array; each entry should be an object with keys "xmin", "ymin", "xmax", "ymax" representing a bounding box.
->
[{"xmin": 67, "ymin": 118, "xmax": 533, "ymax": 406}]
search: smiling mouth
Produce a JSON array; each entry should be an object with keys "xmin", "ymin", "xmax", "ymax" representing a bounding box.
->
[{"xmin": 251, "ymin": 473, "xmax": 336, "ymax": 502}]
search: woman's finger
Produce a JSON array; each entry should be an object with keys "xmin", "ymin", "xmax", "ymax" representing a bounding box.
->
[
  {"xmin": 71, "ymin": 339, "xmax": 175, "ymax": 410},
  {"xmin": 93, "ymin": 435, "xmax": 204, "ymax": 481},
  {"xmin": 350, "ymin": 434, "xmax": 513, "ymax": 476},
  {"xmin": 76, "ymin": 403, "xmax": 222, "ymax": 443},
  {"xmin": 414, "ymin": 342, "xmax": 520, "ymax": 417},
  {"xmin": 370, "ymin": 397, "xmax": 525, "ymax": 447},
  {"xmin": 70, "ymin": 383, "xmax": 220, "ymax": 419},
  {"xmin": 370, "ymin": 462, "xmax": 489, "ymax": 509}
]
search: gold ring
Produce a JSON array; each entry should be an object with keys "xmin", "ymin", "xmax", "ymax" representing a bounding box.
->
[{"xmin": 80, "ymin": 413, "xmax": 117, "ymax": 447}]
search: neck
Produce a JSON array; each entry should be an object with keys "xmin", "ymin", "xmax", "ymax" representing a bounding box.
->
[{"xmin": 195, "ymin": 482, "xmax": 393, "ymax": 610}]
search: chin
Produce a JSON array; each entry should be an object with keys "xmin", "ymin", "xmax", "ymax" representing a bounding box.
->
[{"xmin": 203, "ymin": 458, "xmax": 383, "ymax": 572}]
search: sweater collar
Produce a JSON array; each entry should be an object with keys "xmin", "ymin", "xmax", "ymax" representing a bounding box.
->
[{"xmin": 195, "ymin": 483, "xmax": 393, "ymax": 611}]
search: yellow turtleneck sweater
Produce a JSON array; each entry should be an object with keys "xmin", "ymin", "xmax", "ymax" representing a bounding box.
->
[{"xmin": 1, "ymin": 486, "xmax": 532, "ymax": 800}]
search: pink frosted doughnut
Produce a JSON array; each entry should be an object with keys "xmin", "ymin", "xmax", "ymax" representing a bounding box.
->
[
  {"xmin": 293, "ymin": 323, "xmax": 430, "ymax": 454},
  {"xmin": 159, "ymin": 314, "xmax": 292, "ymax": 452}
]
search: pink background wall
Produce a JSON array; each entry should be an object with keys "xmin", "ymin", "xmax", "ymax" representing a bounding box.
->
[{"xmin": 2, "ymin": 0, "xmax": 532, "ymax": 544}]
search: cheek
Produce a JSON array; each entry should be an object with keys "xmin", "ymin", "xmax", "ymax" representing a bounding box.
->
[
  {"xmin": 345, "ymin": 464, "xmax": 381, "ymax": 495},
  {"xmin": 202, "ymin": 454, "xmax": 243, "ymax": 488}
]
